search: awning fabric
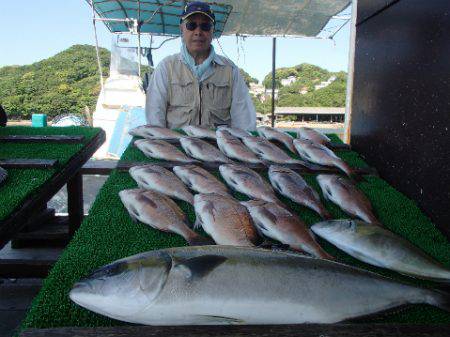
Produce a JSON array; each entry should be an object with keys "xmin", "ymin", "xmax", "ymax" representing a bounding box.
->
[{"xmin": 88, "ymin": 0, "xmax": 351, "ymax": 38}]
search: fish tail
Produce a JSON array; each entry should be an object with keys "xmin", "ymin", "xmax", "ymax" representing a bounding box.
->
[
  {"xmin": 187, "ymin": 233, "xmax": 215, "ymax": 246},
  {"xmin": 186, "ymin": 194, "xmax": 195, "ymax": 206},
  {"xmin": 291, "ymin": 244, "xmax": 335, "ymax": 261},
  {"xmin": 426, "ymin": 289, "xmax": 450, "ymax": 312},
  {"xmin": 335, "ymin": 159, "xmax": 355, "ymax": 178},
  {"xmin": 317, "ymin": 206, "xmax": 333, "ymax": 220}
]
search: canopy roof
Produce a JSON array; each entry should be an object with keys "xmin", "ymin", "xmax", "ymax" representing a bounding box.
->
[{"xmin": 87, "ymin": 0, "xmax": 351, "ymax": 38}]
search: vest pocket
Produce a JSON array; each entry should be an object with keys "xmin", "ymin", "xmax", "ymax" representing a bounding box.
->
[
  {"xmin": 170, "ymin": 80, "xmax": 195, "ymax": 107},
  {"xmin": 208, "ymin": 81, "xmax": 232, "ymax": 109}
]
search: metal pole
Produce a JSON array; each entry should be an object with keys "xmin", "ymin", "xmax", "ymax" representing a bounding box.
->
[
  {"xmin": 344, "ymin": 1, "xmax": 358, "ymax": 144},
  {"xmin": 137, "ymin": 1, "xmax": 142, "ymax": 77},
  {"xmin": 271, "ymin": 37, "xmax": 276, "ymax": 128},
  {"xmin": 90, "ymin": 0, "xmax": 104, "ymax": 91}
]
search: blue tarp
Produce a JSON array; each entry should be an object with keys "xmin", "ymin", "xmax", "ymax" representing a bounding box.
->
[{"xmin": 108, "ymin": 106, "xmax": 147, "ymax": 157}]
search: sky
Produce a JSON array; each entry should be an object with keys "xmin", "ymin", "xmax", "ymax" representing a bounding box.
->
[{"xmin": 0, "ymin": 1, "xmax": 351, "ymax": 83}]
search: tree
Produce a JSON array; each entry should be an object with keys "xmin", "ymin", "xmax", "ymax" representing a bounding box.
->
[{"xmin": 239, "ymin": 68, "xmax": 258, "ymax": 87}]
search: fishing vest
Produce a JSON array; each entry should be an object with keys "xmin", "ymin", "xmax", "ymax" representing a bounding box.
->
[{"xmin": 165, "ymin": 53, "xmax": 233, "ymax": 129}]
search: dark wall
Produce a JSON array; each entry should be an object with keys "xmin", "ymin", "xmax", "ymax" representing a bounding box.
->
[{"xmin": 351, "ymin": 0, "xmax": 450, "ymax": 237}]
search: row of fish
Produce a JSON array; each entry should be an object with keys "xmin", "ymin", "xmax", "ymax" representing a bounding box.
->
[
  {"xmin": 120, "ymin": 165, "xmax": 330, "ymax": 258},
  {"xmin": 128, "ymin": 162, "xmax": 373, "ymax": 223},
  {"xmin": 132, "ymin": 125, "xmax": 353, "ymax": 177},
  {"xmin": 121, "ymin": 162, "xmax": 450, "ymax": 283},
  {"xmin": 130, "ymin": 124, "xmax": 330, "ymax": 146},
  {"xmin": 70, "ymin": 245, "xmax": 450, "ymax": 326}
]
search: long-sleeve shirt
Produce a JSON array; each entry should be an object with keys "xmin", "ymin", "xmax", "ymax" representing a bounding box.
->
[{"xmin": 145, "ymin": 53, "xmax": 256, "ymax": 131}]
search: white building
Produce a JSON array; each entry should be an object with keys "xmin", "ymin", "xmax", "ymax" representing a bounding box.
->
[
  {"xmin": 314, "ymin": 76, "xmax": 337, "ymax": 90},
  {"xmin": 280, "ymin": 75, "xmax": 297, "ymax": 87}
]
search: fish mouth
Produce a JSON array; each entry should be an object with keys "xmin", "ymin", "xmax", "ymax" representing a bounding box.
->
[{"xmin": 69, "ymin": 280, "xmax": 97, "ymax": 307}]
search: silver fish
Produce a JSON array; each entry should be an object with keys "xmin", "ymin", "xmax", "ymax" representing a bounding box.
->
[
  {"xmin": 317, "ymin": 174, "xmax": 379, "ymax": 224},
  {"xmin": 257, "ymin": 126, "xmax": 296, "ymax": 153},
  {"xmin": 269, "ymin": 165, "xmax": 331, "ymax": 219},
  {"xmin": 219, "ymin": 164, "xmax": 282, "ymax": 206},
  {"xmin": 179, "ymin": 137, "xmax": 231, "ymax": 163},
  {"xmin": 293, "ymin": 138, "xmax": 353, "ymax": 177},
  {"xmin": 194, "ymin": 193, "xmax": 259, "ymax": 246},
  {"xmin": 216, "ymin": 129, "xmax": 261, "ymax": 164},
  {"xmin": 181, "ymin": 125, "xmax": 216, "ymax": 140},
  {"xmin": 297, "ymin": 127, "xmax": 331, "ymax": 145},
  {"xmin": 311, "ymin": 219, "xmax": 450, "ymax": 282},
  {"xmin": 241, "ymin": 199, "xmax": 333, "ymax": 260},
  {"xmin": 129, "ymin": 125, "xmax": 184, "ymax": 140},
  {"xmin": 135, "ymin": 139, "xmax": 197, "ymax": 163},
  {"xmin": 129, "ymin": 164, "xmax": 194, "ymax": 205},
  {"xmin": 0, "ymin": 166, "xmax": 7, "ymax": 186},
  {"xmin": 242, "ymin": 136, "xmax": 302, "ymax": 164},
  {"xmin": 118, "ymin": 189, "xmax": 208, "ymax": 245},
  {"xmin": 217, "ymin": 126, "xmax": 251, "ymax": 140},
  {"xmin": 173, "ymin": 165, "xmax": 230, "ymax": 197},
  {"xmin": 70, "ymin": 245, "xmax": 450, "ymax": 325}
]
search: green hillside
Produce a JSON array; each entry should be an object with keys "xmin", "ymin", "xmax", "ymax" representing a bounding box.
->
[
  {"xmin": 261, "ymin": 63, "xmax": 347, "ymax": 108},
  {"xmin": 0, "ymin": 45, "xmax": 113, "ymax": 120}
]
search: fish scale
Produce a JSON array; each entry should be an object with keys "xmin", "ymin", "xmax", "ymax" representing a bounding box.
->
[
  {"xmin": 129, "ymin": 164, "xmax": 194, "ymax": 205},
  {"xmin": 193, "ymin": 193, "xmax": 259, "ymax": 246},
  {"xmin": 219, "ymin": 164, "xmax": 282, "ymax": 206},
  {"xmin": 268, "ymin": 165, "xmax": 331, "ymax": 219}
]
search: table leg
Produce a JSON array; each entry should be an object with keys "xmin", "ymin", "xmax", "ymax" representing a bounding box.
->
[{"xmin": 67, "ymin": 172, "xmax": 83, "ymax": 237}]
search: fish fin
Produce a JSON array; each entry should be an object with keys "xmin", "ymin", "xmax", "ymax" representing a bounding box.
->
[
  {"xmin": 192, "ymin": 315, "xmax": 245, "ymax": 325},
  {"xmin": 260, "ymin": 159, "xmax": 272, "ymax": 168},
  {"xmin": 187, "ymin": 234, "xmax": 215, "ymax": 246},
  {"xmin": 321, "ymin": 209, "xmax": 333, "ymax": 220},
  {"xmin": 127, "ymin": 205, "xmax": 140, "ymax": 223},
  {"xmin": 194, "ymin": 215, "xmax": 203, "ymax": 230},
  {"xmin": 322, "ymin": 185, "xmax": 333, "ymax": 201},
  {"xmin": 172, "ymin": 255, "xmax": 227, "ymax": 280},
  {"xmin": 258, "ymin": 240, "xmax": 290, "ymax": 251}
]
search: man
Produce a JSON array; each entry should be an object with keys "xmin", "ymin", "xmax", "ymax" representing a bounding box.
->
[{"xmin": 145, "ymin": 1, "xmax": 256, "ymax": 130}]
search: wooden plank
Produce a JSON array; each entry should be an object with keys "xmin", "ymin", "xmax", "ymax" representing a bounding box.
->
[
  {"xmin": 68, "ymin": 172, "xmax": 84, "ymax": 237},
  {"xmin": 81, "ymin": 160, "xmax": 118, "ymax": 175},
  {"xmin": 0, "ymin": 159, "xmax": 58, "ymax": 169},
  {"xmin": 0, "ymin": 259, "xmax": 55, "ymax": 278},
  {"xmin": 0, "ymin": 135, "xmax": 84, "ymax": 143},
  {"xmin": 117, "ymin": 161, "xmax": 378, "ymax": 176},
  {"xmin": 18, "ymin": 324, "xmax": 450, "ymax": 337},
  {"xmin": 17, "ymin": 207, "xmax": 55, "ymax": 233},
  {"xmin": 0, "ymin": 130, "xmax": 105, "ymax": 249},
  {"xmin": 12, "ymin": 216, "xmax": 70, "ymax": 249}
]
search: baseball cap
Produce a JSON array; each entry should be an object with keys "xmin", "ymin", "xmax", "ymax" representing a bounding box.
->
[{"xmin": 181, "ymin": 1, "xmax": 215, "ymax": 23}]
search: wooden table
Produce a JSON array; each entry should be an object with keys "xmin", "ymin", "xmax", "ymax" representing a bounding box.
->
[
  {"xmin": 18, "ymin": 324, "xmax": 450, "ymax": 337},
  {"xmin": 0, "ymin": 129, "xmax": 105, "ymax": 277}
]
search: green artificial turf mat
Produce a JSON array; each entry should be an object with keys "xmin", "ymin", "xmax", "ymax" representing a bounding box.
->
[
  {"xmin": 20, "ymin": 132, "xmax": 450, "ymax": 332},
  {"xmin": 0, "ymin": 127, "xmax": 102, "ymax": 222}
]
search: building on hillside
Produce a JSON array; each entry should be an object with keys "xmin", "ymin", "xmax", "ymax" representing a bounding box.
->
[
  {"xmin": 314, "ymin": 76, "xmax": 337, "ymax": 90},
  {"xmin": 280, "ymin": 76, "xmax": 297, "ymax": 87},
  {"xmin": 264, "ymin": 88, "xmax": 279, "ymax": 100},
  {"xmin": 275, "ymin": 107, "xmax": 345, "ymax": 123},
  {"xmin": 249, "ymin": 83, "xmax": 265, "ymax": 96}
]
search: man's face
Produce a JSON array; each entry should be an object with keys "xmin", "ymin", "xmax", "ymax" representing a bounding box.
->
[{"xmin": 181, "ymin": 13, "xmax": 213, "ymax": 55}]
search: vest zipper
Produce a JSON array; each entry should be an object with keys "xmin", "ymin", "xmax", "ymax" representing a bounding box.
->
[{"xmin": 199, "ymin": 82, "xmax": 203, "ymax": 125}]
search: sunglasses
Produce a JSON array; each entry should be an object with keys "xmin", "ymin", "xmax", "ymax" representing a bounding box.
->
[{"xmin": 185, "ymin": 21, "xmax": 213, "ymax": 32}]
